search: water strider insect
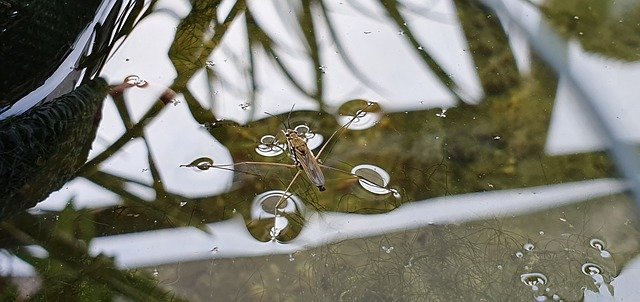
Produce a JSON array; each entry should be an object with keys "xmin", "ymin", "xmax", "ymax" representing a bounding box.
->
[
  {"xmin": 261, "ymin": 101, "xmax": 381, "ymax": 197},
  {"xmin": 284, "ymin": 126, "xmax": 326, "ymax": 191},
  {"xmin": 182, "ymin": 101, "xmax": 388, "ymax": 208}
]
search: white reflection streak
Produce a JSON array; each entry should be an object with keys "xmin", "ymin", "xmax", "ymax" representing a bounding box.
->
[{"xmin": 81, "ymin": 178, "xmax": 625, "ymax": 269}]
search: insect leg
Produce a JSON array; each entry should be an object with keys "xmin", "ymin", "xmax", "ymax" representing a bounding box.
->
[
  {"xmin": 315, "ymin": 102, "xmax": 375, "ymax": 158},
  {"xmin": 318, "ymin": 163, "xmax": 393, "ymax": 192}
]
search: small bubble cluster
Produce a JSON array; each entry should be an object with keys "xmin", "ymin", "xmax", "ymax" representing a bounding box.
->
[{"xmin": 124, "ymin": 75, "xmax": 148, "ymax": 87}]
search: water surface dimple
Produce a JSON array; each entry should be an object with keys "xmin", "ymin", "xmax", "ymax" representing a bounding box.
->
[
  {"xmin": 337, "ymin": 107, "xmax": 380, "ymax": 130},
  {"xmin": 350, "ymin": 164, "xmax": 392, "ymax": 195},
  {"xmin": 251, "ymin": 190, "xmax": 304, "ymax": 219},
  {"xmin": 589, "ymin": 238, "xmax": 612, "ymax": 258},
  {"xmin": 180, "ymin": 157, "xmax": 214, "ymax": 171},
  {"xmin": 520, "ymin": 272, "xmax": 548, "ymax": 288},
  {"xmin": 523, "ymin": 243, "xmax": 535, "ymax": 251},
  {"xmin": 294, "ymin": 124, "xmax": 324, "ymax": 150},
  {"xmin": 581, "ymin": 263, "xmax": 603, "ymax": 276},
  {"xmin": 256, "ymin": 135, "xmax": 285, "ymax": 157},
  {"xmin": 124, "ymin": 75, "xmax": 148, "ymax": 87}
]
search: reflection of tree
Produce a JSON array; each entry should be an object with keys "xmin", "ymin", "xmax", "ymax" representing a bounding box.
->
[{"xmin": 0, "ymin": 208, "xmax": 185, "ymax": 301}]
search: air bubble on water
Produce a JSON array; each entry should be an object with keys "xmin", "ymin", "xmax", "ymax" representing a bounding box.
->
[
  {"xmin": 206, "ymin": 61, "xmax": 216, "ymax": 68},
  {"xmin": 382, "ymin": 246, "xmax": 394, "ymax": 253},
  {"xmin": 418, "ymin": 46, "xmax": 423, "ymax": 50},
  {"xmin": 589, "ymin": 238, "xmax": 605, "ymax": 251},
  {"xmin": 239, "ymin": 102, "xmax": 250, "ymax": 110},
  {"xmin": 524, "ymin": 243, "xmax": 534, "ymax": 251},
  {"xmin": 269, "ymin": 226, "xmax": 280, "ymax": 239},
  {"xmin": 288, "ymin": 254, "xmax": 295, "ymax": 261},
  {"xmin": 435, "ymin": 108, "xmax": 447, "ymax": 118},
  {"xmin": 404, "ymin": 256, "xmax": 415, "ymax": 268},
  {"xmin": 581, "ymin": 263, "xmax": 603, "ymax": 276},
  {"xmin": 589, "ymin": 239, "xmax": 612, "ymax": 258},
  {"xmin": 515, "ymin": 251, "xmax": 524, "ymax": 258},
  {"xmin": 539, "ymin": 231, "xmax": 545, "ymax": 235},
  {"xmin": 318, "ymin": 65, "xmax": 327, "ymax": 74},
  {"xmin": 351, "ymin": 165, "xmax": 393, "ymax": 195},
  {"xmin": 180, "ymin": 201, "xmax": 187, "ymax": 207},
  {"xmin": 256, "ymin": 135, "xmax": 285, "ymax": 157},
  {"xmin": 497, "ymin": 265, "xmax": 503, "ymax": 270},
  {"xmin": 152, "ymin": 268, "xmax": 159, "ymax": 277},
  {"xmin": 124, "ymin": 75, "xmax": 148, "ymax": 87},
  {"xmin": 211, "ymin": 246, "xmax": 219, "ymax": 254},
  {"xmin": 521, "ymin": 273, "xmax": 547, "ymax": 287},
  {"xmin": 493, "ymin": 136, "xmax": 501, "ymax": 140},
  {"xmin": 398, "ymin": 30, "xmax": 405, "ymax": 35}
]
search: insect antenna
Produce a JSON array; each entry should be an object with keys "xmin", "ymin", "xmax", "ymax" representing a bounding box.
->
[
  {"xmin": 264, "ymin": 111, "xmax": 289, "ymax": 131},
  {"xmin": 264, "ymin": 104, "xmax": 296, "ymax": 131}
]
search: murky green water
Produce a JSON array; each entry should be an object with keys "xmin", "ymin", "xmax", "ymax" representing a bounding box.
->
[{"xmin": 1, "ymin": 0, "xmax": 639, "ymax": 301}]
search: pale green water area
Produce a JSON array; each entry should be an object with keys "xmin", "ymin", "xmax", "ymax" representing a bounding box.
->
[{"xmin": 1, "ymin": 0, "xmax": 640, "ymax": 301}]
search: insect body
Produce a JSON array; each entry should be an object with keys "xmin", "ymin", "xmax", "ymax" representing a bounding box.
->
[{"xmin": 284, "ymin": 128, "xmax": 325, "ymax": 191}]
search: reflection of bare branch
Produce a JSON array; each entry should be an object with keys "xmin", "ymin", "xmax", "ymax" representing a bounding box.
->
[
  {"xmin": 77, "ymin": 100, "xmax": 166, "ymax": 176},
  {"xmin": 87, "ymin": 170, "xmax": 209, "ymax": 232},
  {"xmin": 299, "ymin": 0, "xmax": 324, "ymax": 105},
  {"xmin": 1, "ymin": 218, "xmax": 184, "ymax": 301},
  {"xmin": 453, "ymin": 0, "xmax": 519, "ymax": 95},
  {"xmin": 380, "ymin": 0, "xmax": 466, "ymax": 102},
  {"xmin": 169, "ymin": 0, "xmax": 247, "ymax": 89},
  {"xmin": 244, "ymin": 11, "xmax": 316, "ymax": 101},
  {"xmin": 317, "ymin": 0, "xmax": 390, "ymax": 97}
]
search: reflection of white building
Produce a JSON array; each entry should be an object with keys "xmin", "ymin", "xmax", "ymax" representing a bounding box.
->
[{"xmin": 3, "ymin": 0, "xmax": 640, "ymax": 300}]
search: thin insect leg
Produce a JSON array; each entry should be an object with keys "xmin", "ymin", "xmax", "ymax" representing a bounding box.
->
[
  {"xmin": 318, "ymin": 164, "xmax": 392, "ymax": 191},
  {"xmin": 181, "ymin": 161, "xmax": 296, "ymax": 177},
  {"xmin": 315, "ymin": 103, "xmax": 374, "ymax": 158},
  {"xmin": 216, "ymin": 162, "xmax": 296, "ymax": 178},
  {"xmin": 273, "ymin": 170, "xmax": 302, "ymax": 216},
  {"xmin": 220, "ymin": 161, "xmax": 296, "ymax": 169}
]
